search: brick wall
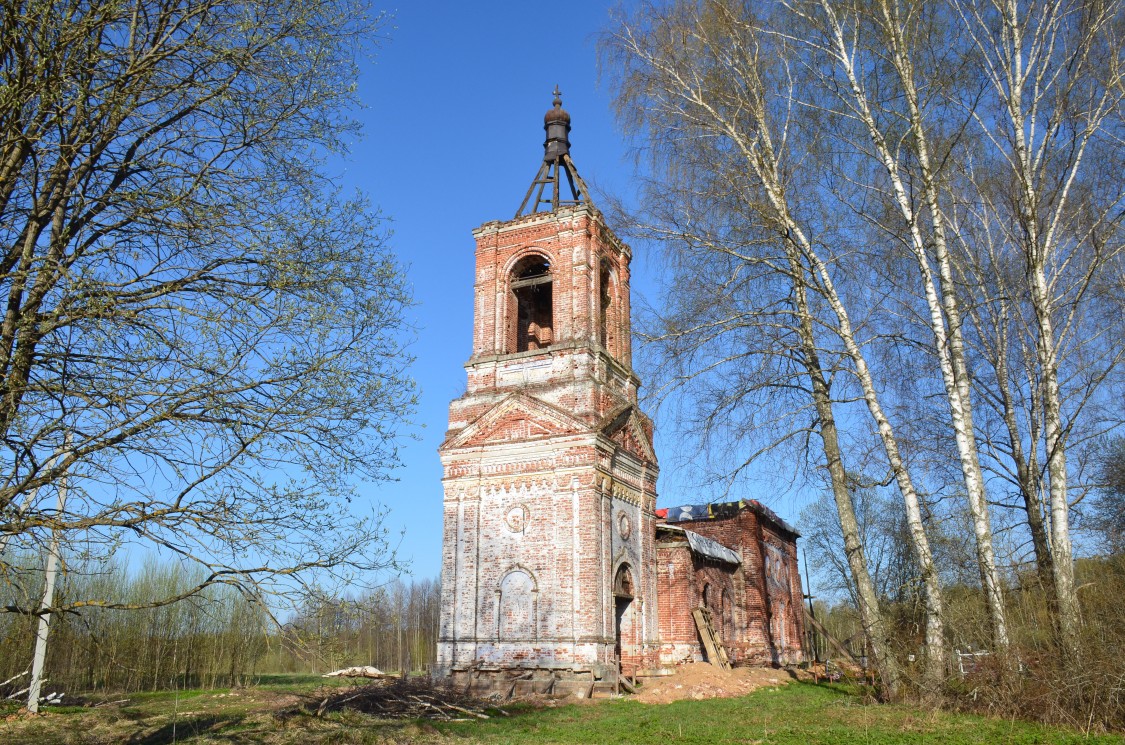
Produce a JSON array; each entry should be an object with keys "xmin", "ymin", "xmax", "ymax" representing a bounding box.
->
[
  {"xmin": 659, "ymin": 508, "xmax": 805, "ymax": 666},
  {"xmin": 469, "ymin": 206, "xmax": 632, "ymax": 371},
  {"xmin": 435, "ymin": 200, "xmax": 803, "ymax": 687},
  {"xmin": 436, "ymin": 204, "xmax": 660, "ymax": 684},
  {"xmin": 655, "ymin": 539, "xmax": 747, "ymax": 664}
]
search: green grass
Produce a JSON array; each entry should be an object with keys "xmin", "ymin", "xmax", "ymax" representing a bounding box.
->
[
  {"xmin": 0, "ymin": 677, "xmax": 1120, "ymax": 744},
  {"xmin": 435, "ymin": 683, "xmax": 1124, "ymax": 744}
]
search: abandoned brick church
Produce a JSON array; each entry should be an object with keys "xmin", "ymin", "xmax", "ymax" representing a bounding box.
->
[{"xmin": 436, "ymin": 92, "xmax": 805, "ymax": 694}]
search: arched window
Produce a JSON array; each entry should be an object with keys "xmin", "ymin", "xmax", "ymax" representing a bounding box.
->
[{"xmin": 510, "ymin": 255, "xmax": 553, "ymax": 353}]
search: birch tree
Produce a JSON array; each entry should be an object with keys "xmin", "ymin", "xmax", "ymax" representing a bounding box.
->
[
  {"xmin": 781, "ymin": 0, "xmax": 1011, "ymax": 650},
  {"xmin": 949, "ymin": 0, "xmax": 1125, "ymax": 652},
  {"xmin": 794, "ymin": 0, "xmax": 1125, "ymax": 653},
  {"xmin": 605, "ymin": 0, "xmax": 967, "ymax": 693},
  {"xmin": 609, "ymin": 0, "xmax": 1125, "ymax": 670}
]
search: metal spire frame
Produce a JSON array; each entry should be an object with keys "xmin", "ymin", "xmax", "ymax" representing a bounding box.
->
[{"xmin": 516, "ymin": 88, "xmax": 593, "ymax": 217}]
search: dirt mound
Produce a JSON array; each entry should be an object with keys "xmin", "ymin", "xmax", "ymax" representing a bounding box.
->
[{"xmin": 634, "ymin": 664, "xmax": 798, "ymax": 704}]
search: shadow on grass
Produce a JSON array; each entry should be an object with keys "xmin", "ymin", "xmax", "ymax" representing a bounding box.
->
[
  {"xmin": 122, "ymin": 711, "xmax": 424, "ymax": 745},
  {"xmin": 782, "ymin": 675, "xmax": 881, "ymax": 701},
  {"xmin": 127, "ymin": 714, "xmax": 242, "ymax": 744}
]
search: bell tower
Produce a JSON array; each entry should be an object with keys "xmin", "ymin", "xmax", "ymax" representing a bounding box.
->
[{"xmin": 436, "ymin": 91, "xmax": 660, "ymax": 693}]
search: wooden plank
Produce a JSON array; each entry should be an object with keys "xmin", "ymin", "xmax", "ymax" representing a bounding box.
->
[
  {"xmin": 802, "ymin": 608, "xmax": 862, "ymax": 668},
  {"xmin": 706, "ymin": 607, "xmax": 731, "ymax": 668},
  {"xmin": 692, "ymin": 607, "xmax": 731, "ymax": 670}
]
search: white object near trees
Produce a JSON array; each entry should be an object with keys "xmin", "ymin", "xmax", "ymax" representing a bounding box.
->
[
  {"xmin": 322, "ymin": 666, "xmax": 387, "ymax": 678},
  {"xmin": 28, "ymin": 442, "xmax": 68, "ymax": 714}
]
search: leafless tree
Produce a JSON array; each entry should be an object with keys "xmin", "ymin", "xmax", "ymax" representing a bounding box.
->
[
  {"xmin": 606, "ymin": 0, "xmax": 1125, "ymax": 675},
  {"xmin": 779, "ymin": 0, "xmax": 1010, "ymax": 653},
  {"xmin": 947, "ymin": 0, "xmax": 1125, "ymax": 652},
  {"xmin": 0, "ymin": 0, "xmax": 415, "ymax": 617},
  {"xmin": 1090, "ymin": 436, "xmax": 1125, "ymax": 554}
]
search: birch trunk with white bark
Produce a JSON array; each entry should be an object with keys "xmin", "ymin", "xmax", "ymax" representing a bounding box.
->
[
  {"xmin": 740, "ymin": 86, "xmax": 948, "ymax": 685},
  {"xmin": 789, "ymin": 252, "xmax": 903, "ymax": 699},
  {"xmin": 815, "ymin": 0, "xmax": 1010, "ymax": 651},
  {"xmin": 605, "ymin": 6, "xmax": 908, "ymax": 694},
  {"xmin": 951, "ymin": 0, "xmax": 1125, "ymax": 652}
]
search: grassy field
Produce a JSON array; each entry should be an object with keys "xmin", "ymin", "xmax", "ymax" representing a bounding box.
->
[{"xmin": 0, "ymin": 675, "xmax": 1121, "ymax": 744}]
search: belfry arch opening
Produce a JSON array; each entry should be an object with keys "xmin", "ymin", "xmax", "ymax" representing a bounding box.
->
[{"xmin": 510, "ymin": 255, "xmax": 553, "ymax": 353}]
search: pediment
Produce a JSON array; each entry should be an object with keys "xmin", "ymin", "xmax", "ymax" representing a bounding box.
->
[
  {"xmin": 599, "ymin": 405, "xmax": 657, "ymax": 464},
  {"xmin": 442, "ymin": 393, "xmax": 587, "ymax": 450}
]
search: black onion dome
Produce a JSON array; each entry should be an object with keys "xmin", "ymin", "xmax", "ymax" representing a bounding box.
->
[{"xmin": 544, "ymin": 90, "xmax": 571, "ymax": 126}]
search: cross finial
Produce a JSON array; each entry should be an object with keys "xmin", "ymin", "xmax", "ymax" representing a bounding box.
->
[{"xmin": 552, "ymin": 85, "xmax": 562, "ymax": 107}]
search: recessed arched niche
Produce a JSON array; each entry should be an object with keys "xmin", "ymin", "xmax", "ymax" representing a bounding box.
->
[{"xmin": 497, "ymin": 568, "xmax": 537, "ymax": 641}]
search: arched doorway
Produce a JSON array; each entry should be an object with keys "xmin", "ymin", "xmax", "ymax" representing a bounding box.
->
[{"xmin": 613, "ymin": 564, "xmax": 634, "ymax": 665}]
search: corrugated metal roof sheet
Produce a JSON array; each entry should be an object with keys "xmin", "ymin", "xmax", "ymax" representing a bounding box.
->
[{"xmin": 684, "ymin": 530, "xmax": 741, "ymax": 565}]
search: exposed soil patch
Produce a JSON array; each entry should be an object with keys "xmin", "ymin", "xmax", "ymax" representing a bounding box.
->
[{"xmin": 634, "ymin": 663, "xmax": 804, "ymax": 704}]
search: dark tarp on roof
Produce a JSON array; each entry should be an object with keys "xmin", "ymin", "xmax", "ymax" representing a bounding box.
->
[
  {"xmin": 668, "ymin": 503, "xmax": 710, "ymax": 522},
  {"xmin": 662, "ymin": 499, "xmax": 800, "ymax": 537}
]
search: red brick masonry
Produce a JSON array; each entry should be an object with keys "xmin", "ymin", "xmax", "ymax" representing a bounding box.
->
[
  {"xmin": 656, "ymin": 501, "xmax": 805, "ymax": 666},
  {"xmin": 436, "ymin": 204, "xmax": 803, "ymax": 693}
]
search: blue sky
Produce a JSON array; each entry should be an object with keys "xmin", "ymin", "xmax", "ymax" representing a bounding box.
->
[{"xmin": 342, "ymin": 1, "xmax": 807, "ymax": 581}]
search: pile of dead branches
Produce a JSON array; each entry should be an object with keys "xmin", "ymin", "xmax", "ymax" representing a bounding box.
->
[{"xmin": 301, "ymin": 677, "xmax": 509, "ymax": 721}]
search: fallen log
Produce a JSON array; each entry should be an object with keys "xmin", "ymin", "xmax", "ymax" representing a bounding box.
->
[
  {"xmin": 447, "ymin": 702, "xmax": 489, "ymax": 719},
  {"xmin": 1, "ymin": 670, "xmax": 28, "ymax": 689}
]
